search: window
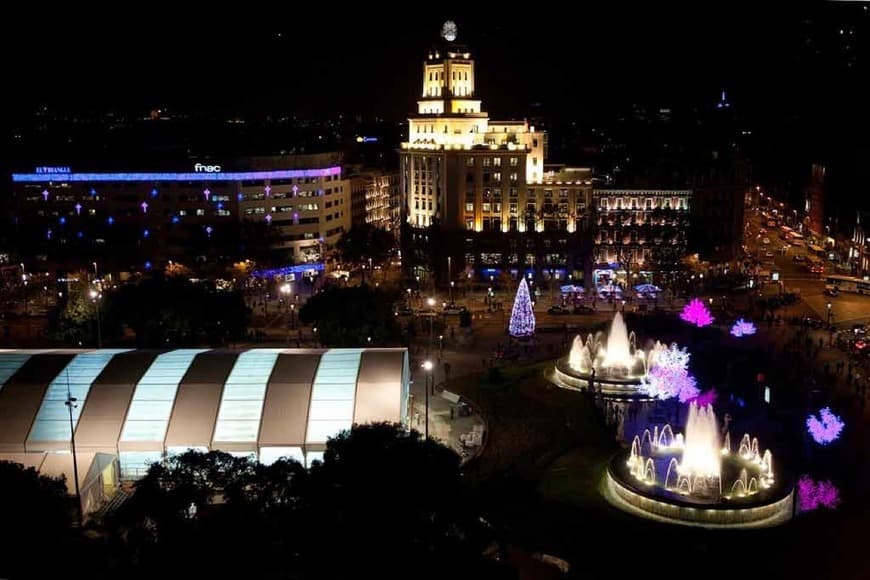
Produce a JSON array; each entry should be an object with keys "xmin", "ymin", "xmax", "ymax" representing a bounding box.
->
[
  {"xmin": 493, "ymin": 202, "xmax": 502, "ymax": 212},
  {"xmin": 307, "ymin": 350, "xmax": 364, "ymax": 443},
  {"xmin": 213, "ymin": 349, "xmax": 282, "ymax": 443},
  {"xmin": 483, "ymin": 157, "xmax": 492, "ymax": 167},
  {"xmin": 493, "ymin": 172, "xmax": 501, "ymax": 182},
  {"xmin": 482, "ymin": 203, "xmax": 491, "ymax": 212},
  {"xmin": 509, "ymin": 187, "xmax": 518, "ymax": 197},
  {"xmin": 196, "ymin": 209, "xmax": 205, "ymax": 216},
  {"xmin": 465, "ymin": 203, "xmax": 474, "ymax": 212},
  {"xmin": 510, "ymin": 172, "xmax": 518, "ymax": 182},
  {"xmin": 559, "ymin": 189, "xmax": 568, "ymax": 198},
  {"xmin": 493, "ymin": 157, "xmax": 502, "ymax": 167},
  {"xmin": 510, "ymin": 157, "xmax": 518, "ymax": 167},
  {"xmin": 466, "ymin": 219, "xmax": 474, "ymax": 230},
  {"xmin": 510, "ymin": 203, "xmax": 518, "ymax": 214},
  {"xmin": 466, "ymin": 157, "xmax": 474, "ymax": 167}
]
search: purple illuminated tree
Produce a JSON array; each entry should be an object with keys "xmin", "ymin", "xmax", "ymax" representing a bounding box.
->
[
  {"xmin": 797, "ymin": 475, "xmax": 841, "ymax": 511},
  {"xmin": 806, "ymin": 407, "xmax": 844, "ymax": 445},
  {"xmin": 680, "ymin": 298, "xmax": 714, "ymax": 327},
  {"xmin": 639, "ymin": 343, "xmax": 700, "ymax": 402},
  {"xmin": 509, "ymin": 278, "xmax": 535, "ymax": 337},
  {"xmin": 730, "ymin": 318, "xmax": 757, "ymax": 337}
]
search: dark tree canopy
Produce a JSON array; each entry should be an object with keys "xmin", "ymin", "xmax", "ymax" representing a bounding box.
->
[
  {"xmin": 109, "ymin": 276, "xmax": 249, "ymax": 347},
  {"xmin": 106, "ymin": 423, "xmax": 503, "ymax": 580},
  {"xmin": 298, "ymin": 284, "xmax": 403, "ymax": 347},
  {"xmin": 335, "ymin": 223, "xmax": 395, "ymax": 265}
]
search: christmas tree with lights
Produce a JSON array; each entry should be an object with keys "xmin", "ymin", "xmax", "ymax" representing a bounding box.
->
[
  {"xmin": 680, "ymin": 298, "xmax": 714, "ymax": 327},
  {"xmin": 509, "ymin": 278, "xmax": 536, "ymax": 337}
]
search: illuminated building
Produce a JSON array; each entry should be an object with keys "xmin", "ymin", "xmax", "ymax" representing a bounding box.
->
[
  {"xmin": 349, "ymin": 169, "xmax": 401, "ymax": 233},
  {"xmin": 400, "ymin": 23, "xmax": 593, "ymax": 282},
  {"xmin": 0, "ymin": 348, "xmax": 409, "ymax": 514},
  {"xmin": 804, "ymin": 163, "xmax": 826, "ymax": 237},
  {"xmin": 9, "ymin": 153, "xmax": 350, "ymax": 269},
  {"xmin": 592, "ymin": 188, "xmax": 691, "ymax": 286}
]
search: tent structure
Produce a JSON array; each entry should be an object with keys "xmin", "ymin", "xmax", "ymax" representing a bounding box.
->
[{"xmin": 0, "ymin": 348, "xmax": 410, "ymax": 512}]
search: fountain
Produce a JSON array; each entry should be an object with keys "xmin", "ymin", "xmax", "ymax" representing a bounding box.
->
[
  {"xmin": 605, "ymin": 403, "xmax": 793, "ymax": 528},
  {"xmin": 551, "ymin": 312, "xmax": 667, "ymax": 398}
]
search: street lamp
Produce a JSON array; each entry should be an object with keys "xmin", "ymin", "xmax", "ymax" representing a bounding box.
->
[
  {"xmin": 64, "ymin": 372, "xmax": 83, "ymax": 527},
  {"xmin": 89, "ymin": 289, "xmax": 102, "ymax": 348},
  {"xmin": 422, "ymin": 360, "xmax": 433, "ymax": 439},
  {"xmin": 826, "ymin": 302, "xmax": 833, "ymax": 326},
  {"xmin": 450, "ymin": 281, "xmax": 455, "ymax": 304}
]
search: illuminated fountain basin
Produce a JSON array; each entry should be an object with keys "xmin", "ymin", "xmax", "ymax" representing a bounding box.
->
[
  {"xmin": 551, "ymin": 312, "xmax": 666, "ymax": 398},
  {"xmin": 603, "ymin": 403, "xmax": 793, "ymax": 528}
]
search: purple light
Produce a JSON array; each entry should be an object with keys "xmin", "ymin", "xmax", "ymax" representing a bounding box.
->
[
  {"xmin": 806, "ymin": 407, "xmax": 844, "ymax": 445},
  {"xmin": 292, "ymin": 185, "xmax": 299, "ymax": 196},
  {"xmin": 171, "ymin": 215, "xmax": 180, "ymax": 224},
  {"xmin": 237, "ymin": 192, "xmax": 244, "ymax": 201},
  {"xmin": 730, "ymin": 318, "xmax": 757, "ymax": 337},
  {"xmin": 680, "ymin": 298, "xmax": 714, "ymax": 327},
  {"xmin": 12, "ymin": 167, "xmax": 342, "ymax": 182},
  {"xmin": 265, "ymin": 214, "xmax": 273, "ymax": 224},
  {"xmin": 205, "ymin": 226, "xmax": 213, "ymax": 237},
  {"xmin": 74, "ymin": 203, "xmax": 82, "ymax": 215},
  {"xmin": 46, "ymin": 228, "xmax": 52, "ymax": 240},
  {"xmin": 42, "ymin": 190, "xmax": 49, "ymax": 201},
  {"xmin": 264, "ymin": 185, "xmax": 271, "ymax": 196},
  {"xmin": 143, "ymin": 229, "xmax": 150, "ymax": 238},
  {"xmin": 203, "ymin": 188, "xmax": 211, "ymax": 201},
  {"xmin": 107, "ymin": 216, "xmax": 114, "ymax": 225},
  {"xmin": 217, "ymin": 202, "xmax": 224, "ymax": 210},
  {"xmin": 293, "ymin": 212, "xmax": 299, "ymax": 224},
  {"xmin": 639, "ymin": 343, "xmax": 700, "ymax": 402},
  {"xmin": 141, "ymin": 201, "xmax": 148, "ymax": 213},
  {"xmin": 797, "ymin": 475, "xmax": 841, "ymax": 511},
  {"xmin": 689, "ymin": 389, "xmax": 718, "ymax": 407}
]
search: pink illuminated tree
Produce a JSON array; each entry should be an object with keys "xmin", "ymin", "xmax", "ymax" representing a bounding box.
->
[
  {"xmin": 680, "ymin": 299, "xmax": 714, "ymax": 327},
  {"xmin": 639, "ymin": 343, "xmax": 700, "ymax": 402},
  {"xmin": 797, "ymin": 475, "xmax": 841, "ymax": 511},
  {"xmin": 806, "ymin": 407, "xmax": 844, "ymax": 445},
  {"xmin": 730, "ymin": 318, "xmax": 757, "ymax": 337}
]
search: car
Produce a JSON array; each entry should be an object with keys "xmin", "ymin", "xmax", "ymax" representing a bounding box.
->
[
  {"xmin": 793, "ymin": 254, "xmax": 806, "ymax": 262},
  {"xmin": 762, "ymin": 237, "xmax": 770, "ymax": 245},
  {"xmin": 547, "ymin": 305, "xmax": 570, "ymax": 315},
  {"xmin": 395, "ymin": 305, "xmax": 414, "ymax": 316},
  {"xmin": 572, "ymin": 304, "xmax": 595, "ymax": 314},
  {"xmin": 442, "ymin": 303, "xmax": 467, "ymax": 315},
  {"xmin": 764, "ymin": 251, "xmax": 774, "ymax": 259},
  {"xmin": 824, "ymin": 287, "xmax": 840, "ymax": 297}
]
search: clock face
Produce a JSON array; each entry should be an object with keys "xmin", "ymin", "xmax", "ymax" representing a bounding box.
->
[{"xmin": 441, "ymin": 20, "xmax": 457, "ymax": 42}]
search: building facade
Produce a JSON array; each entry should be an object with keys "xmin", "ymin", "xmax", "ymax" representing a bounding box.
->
[
  {"xmin": 592, "ymin": 188, "xmax": 691, "ymax": 287},
  {"xmin": 9, "ymin": 154, "xmax": 350, "ymax": 270},
  {"xmin": 400, "ymin": 26, "xmax": 599, "ymax": 284},
  {"xmin": 349, "ymin": 169, "xmax": 401, "ymax": 232}
]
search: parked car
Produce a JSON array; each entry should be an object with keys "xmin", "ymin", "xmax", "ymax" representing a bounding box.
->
[
  {"xmin": 573, "ymin": 305, "xmax": 595, "ymax": 314},
  {"xmin": 547, "ymin": 305, "xmax": 570, "ymax": 315},
  {"xmin": 793, "ymin": 254, "xmax": 806, "ymax": 262},
  {"xmin": 824, "ymin": 287, "xmax": 840, "ymax": 297}
]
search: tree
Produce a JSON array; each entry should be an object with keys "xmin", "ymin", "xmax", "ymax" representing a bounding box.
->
[
  {"xmin": 335, "ymin": 223, "xmax": 395, "ymax": 267},
  {"xmin": 509, "ymin": 278, "xmax": 536, "ymax": 337},
  {"xmin": 298, "ymin": 284, "xmax": 402, "ymax": 346},
  {"xmin": 0, "ymin": 461, "xmax": 72, "ymax": 578},
  {"xmin": 48, "ymin": 270, "xmax": 122, "ymax": 346},
  {"xmin": 110, "ymin": 276, "xmax": 249, "ymax": 347},
  {"xmin": 680, "ymin": 298, "xmax": 714, "ymax": 327},
  {"xmin": 639, "ymin": 343, "xmax": 700, "ymax": 402}
]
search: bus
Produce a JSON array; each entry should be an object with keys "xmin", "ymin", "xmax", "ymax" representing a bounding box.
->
[{"xmin": 825, "ymin": 274, "xmax": 870, "ymax": 295}]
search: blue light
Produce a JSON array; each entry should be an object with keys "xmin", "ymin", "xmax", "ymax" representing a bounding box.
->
[
  {"xmin": 144, "ymin": 261, "xmax": 152, "ymax": 270},
  {"xmin": 237, "ymin": 192, "xmax": 244, "ymax": 201},
  {"xmin": 12, "ymin": 167, "xmax": 342, "ymax": 183},
  {"xmin": 107, "ymin": 216, "xmax": 114, "ymax": 225},
  {"xmin": 217, "ymin": 202, "xmax": 224, "ymax": 210},
  {"xmin": 90, "ymin": 188, "xmax": 97, "ymax": 196},
  {"xmin": 252, "ymin": 263, "xmax": 325, "ymax": 279},
  {"xmin": 76, "ymin": 231, "xmax": 84, "ymax": 239},
  {"xmin": 59, "ymin": 216, "xmax": 66, "ymax": 225},
  {"xmin": 143, "ymin": 229, "xmax": 150, "ymax": 238},
  {"xmin": 150, "ymin": 188, "xmax": 159, "ymax": 198},
  {"xmin": 171, "ymin": 215, "xmax": 180, "ymax": 224}
]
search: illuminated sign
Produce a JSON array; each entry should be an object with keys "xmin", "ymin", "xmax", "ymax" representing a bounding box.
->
[
  {"xmin": 355, "ymin": 136, "xmax": 379, "ymax": 143},
  {"xmin": 12, "ymin": 167, "xmax": 341, "ymax": 182},
  {"xmin": 194, "ymin": 163, "xmax": 222, "ymax": 173},
  {"xmin": 35, "ymin": 166, "xmax": 70, "ymax": 174}
]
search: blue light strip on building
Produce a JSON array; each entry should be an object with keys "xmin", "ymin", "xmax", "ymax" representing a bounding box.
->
[
  {"xmin": 252, "ymin": 263, "xmax": 325, "ymax": 279},
  {"xmin": 11, "ymin": 167, "xmax": 341, "ymax": 183}
]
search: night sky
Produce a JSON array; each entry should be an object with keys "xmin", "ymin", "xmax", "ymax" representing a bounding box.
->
[{"xmin": 5, "ymin": 6, "xmax": 865, "ymax": 121}]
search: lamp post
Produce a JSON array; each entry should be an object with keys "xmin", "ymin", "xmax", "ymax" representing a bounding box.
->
[
  {"xmin": 422, "ymin": 360, "xmax": 433, "ymax": 440},
  {"xmin": 64, "ymin": 372, "xmax": 83, "ymax": 527},
  {"xmin": 826, "ymin": 302, "xmax": 833, "ymax": 326},
  {"xmin": 447, "ymin": 256, "xmax": 452, "ymax": 299},
  {"xmin": 426, "ymin": 297, "xmax": 436, "ymax": 360},
  {"xmin": 450, "ymin": 281, "xmax": 455, "ymax": 304},
  {"xmin": 89, "ymin": 289, "xmax": 102, "ymax": 348}
]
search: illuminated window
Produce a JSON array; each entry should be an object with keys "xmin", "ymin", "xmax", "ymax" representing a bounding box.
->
[
  {"xmin": 260, "ymin": 446, "xmax": 304, "ymax": 465},
  {"xmin": 121, "ymin": 349, "xmax": 207, "ymax": 442},
  {"xmin": 482, "ymin": 203, "xmax": 491, "ymax": 212},
  {"xmin": 28, "ymin": 350, "xmax": 129, "ymax": 443},
  {"xmin": 213, "ymin": 349, "xmax": 283, "ymax": 442},
  {"xmin": 466, "ymin": 157, "xmax": 474, "ymax": 167},
  {"xmin": 493, "ymin": 202, "xmax": 502, "ymax": 212},
  {"xmin": 493, "ymin": 173, "xmax": 501, "ymax": 182},
  {"xmin": 483, "ymin": 157, "xmax": 491, "ymax": 167},
  {"xmin": 510, "ymin": 157, "xmax": 518, "ymax": 167},
  {"xmin": 493, "ymin": 158, "xmax": 501, "ymax": 167},
  {"xmin": 0, "ymin": 353, "xmax": 30, "ymax": 393},
  {"xmin": 306, "ymin": 349, "xmax": 363, "ymax": 443},
  {"xmin": 466, "ymin": 219, "xmax": 474, "ymax": 230},
  {"xmin": 510, "ymin": 173, "xmax": 518, "ymax": 182},
  {"xmin": 465, "ymin": 203, "xmax": 474, "ymax": 212}
]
